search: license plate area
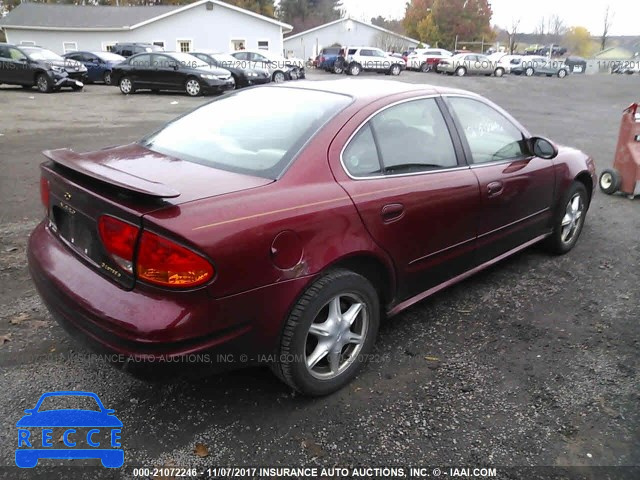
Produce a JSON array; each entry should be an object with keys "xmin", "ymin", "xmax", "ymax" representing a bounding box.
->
[{"xmin": 52, "ymin": 204, "xmax": 99, "ymax": 260}]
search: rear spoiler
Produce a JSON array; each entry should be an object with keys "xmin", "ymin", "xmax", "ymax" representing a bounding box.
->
[{"xmin": 42, "ymin": 148, "xmax": 180, "ymax": 198}]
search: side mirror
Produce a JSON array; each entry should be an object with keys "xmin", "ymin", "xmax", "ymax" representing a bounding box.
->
[{"xmin": 530, "ymin": 136, "xmax": 558, "ymax": 159}]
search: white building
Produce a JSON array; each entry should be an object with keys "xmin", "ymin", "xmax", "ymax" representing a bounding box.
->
[
  {"xmin": 284, "ymin": 17, "xmax": 421, "ymax": 61},
  {"xmin": 0, "ymin": 1, "xmax": 292, "ymax": 55}
]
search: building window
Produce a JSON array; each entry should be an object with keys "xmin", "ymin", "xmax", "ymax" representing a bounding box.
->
[
  {"xmin": 102, "ymin": 42, "xmax": 117, "ymax": 52},
  {"xmin": 177, "ymin": 40, "xmax": 192, "ymax": 53},
  {"xmin": 62, "ymin": 42, "xmax": 78, "ymax": 53},
  {"xmin": 258, "ymin": 40, "xmax": 269, "ymax": 50},
  {"xmin": 153, "ymin": 41, "xmax": 165, "ymax": 49},
  {"xmin": 231, "ymin": 39, "xmax": 246, "ymax": 51},
  {"xmin": 19, "ymin": 41, "xmax": 36, "ymax": 46}
]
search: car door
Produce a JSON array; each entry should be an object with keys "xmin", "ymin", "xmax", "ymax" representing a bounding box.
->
[
  {"xmin": 152, "ymin": 54, "xmax": 182, "ymax": 89},
  {"xmin": 0, "ymin": 46, "xmax": 31, "ymax": 84},
  {"xmin": 444, "ymin": 95, "xmax": 556, "ymax": 263},
  {"xmin": 330, "ymin": 96, "xmax": 481, "ymax": 301},
  {"xmin": 128, "ymin": 54, "xmax": 152, "ymax": 88}
]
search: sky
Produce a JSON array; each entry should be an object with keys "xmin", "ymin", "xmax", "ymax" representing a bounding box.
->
[{"xmin": 338, "ymin": 0, "xmax": 639, "ymax": 36}]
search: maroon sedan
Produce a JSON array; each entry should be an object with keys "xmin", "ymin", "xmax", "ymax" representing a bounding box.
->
[{"xmin": 28, "ymin": 80, "xmax": 596, "ymax": 396}]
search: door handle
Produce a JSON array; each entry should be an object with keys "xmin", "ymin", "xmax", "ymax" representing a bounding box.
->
[
  {"xmin": 487, "ymin": 181, "xmax": 504, "ymax": 197},
  {"xmin": 381, "ymin": 203, "xmax": 405, "ymax": 222}
]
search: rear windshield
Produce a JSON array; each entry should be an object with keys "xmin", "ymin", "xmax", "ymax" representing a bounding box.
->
[
  {"xmin": 140, "ymin": 87, "xmax": 352, "ymax": 179},
  {"xmin": 322, "ymin": 48, "xmax": 341, "ymax": 55}
]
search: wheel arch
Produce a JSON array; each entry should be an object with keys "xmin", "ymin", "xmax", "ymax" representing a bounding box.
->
[{"xmin": 575, "ymin": 171, "xmax": 594, "ymax": 206}]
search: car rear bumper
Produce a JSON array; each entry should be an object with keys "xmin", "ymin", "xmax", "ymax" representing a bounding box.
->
[{"xmin": 28, "ymin": 221, "xmax": 313, "ymax": 370}]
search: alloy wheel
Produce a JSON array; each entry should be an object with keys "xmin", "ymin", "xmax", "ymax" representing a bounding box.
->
[
  {"xmin": 119, "ymin": 78, "xmax": 132, "ymax": 94},
  {"xmin": 560, "ymin": 193, "xmax": 584, "ymax": 244},
  {"xmin": 185, "ymin": 79, "xmax": 201, "ymax": 96},
  {"xmin": 304, "ymin": 293, "xmax": 368, "ymax": 380},
  {"xmin": 273, "ymin": 72, "xmax": 285, "ymax": 83}
]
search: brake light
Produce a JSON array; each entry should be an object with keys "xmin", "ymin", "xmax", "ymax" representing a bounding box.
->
[
  {"xmin": 98, "ymin": 215, "xmax": 139, "ymax": 273},
  {"xmin": 136, "ymin": 231, "xmax": 214, "ymax": 288},
  {"xmin": 40, "ymin": 177, "xmax": 49, "ymax": 210}
]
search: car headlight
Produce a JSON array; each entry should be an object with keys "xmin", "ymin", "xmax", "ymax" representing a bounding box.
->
[
  {"xmin": 247, "ymin": 72, "xmax": 258, "ymax": 77},
  {"xmin": 200, "ymin": 74, "xmax": 216, "ymax": 79},
  {"xmin": 52, "ymin": 66, "xmax": 65, "ymax": 73}
]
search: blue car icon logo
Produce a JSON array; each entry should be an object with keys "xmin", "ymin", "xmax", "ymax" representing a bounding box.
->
[{"xmin": 16, "ymin": 391, "xmax": 123, "ymax": 468}]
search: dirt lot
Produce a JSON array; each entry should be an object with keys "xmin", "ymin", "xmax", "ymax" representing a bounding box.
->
[{"xmin": 0, "ymin": 71, "xmax": 638, "ymax": 480}]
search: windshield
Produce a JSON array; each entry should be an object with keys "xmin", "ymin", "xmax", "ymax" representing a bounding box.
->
[
  {"xmin": 23, "ymin": 48, "xmax": 63, "ymax": 61},
  {"xmin": 165, "ymin": 52, "xmax": 209, "ymax": 68},
  {"xmin": 95, "ymin": 52, "xmax": 125, "ymax": 62},
  {"xmin": 141, "ymin": 88, "xmax": 352, "ymax": 179}
]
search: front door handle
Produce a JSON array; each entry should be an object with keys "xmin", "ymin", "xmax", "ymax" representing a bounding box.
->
[
  {"xmin": 381, "ymin": 203, "xmax": 405, "ymax": 222},
  {"xmin": 487, "ymin": 181, "xmax": 504, "ymax": 197}
]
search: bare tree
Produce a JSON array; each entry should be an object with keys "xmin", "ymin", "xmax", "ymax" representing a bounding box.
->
[
  {"xmin": 506, "ymin": 18, "xmax": 521, "ymax": 54},
  {"xmin": 547, "ymin": 14, "xmax": 566, "ymax": 44},
  {"xmin": 373, "ymin": 32, "xmax": 404, "ymax": 53},
  {"xmin": 534, "ymin": 16, "xmax": 546, "ymax": 43},
  {"xmin": 601, "ymin": 5, "xmax": 612, "ymax": 51}
]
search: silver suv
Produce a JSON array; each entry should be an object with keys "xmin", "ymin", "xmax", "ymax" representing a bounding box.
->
[{"xmin": 344, "ymin": 47, "xmax": 404, "ymax": 76}]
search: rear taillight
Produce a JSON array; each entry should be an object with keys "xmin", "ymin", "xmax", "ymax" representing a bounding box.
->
[
  {"xmin": 40, "ymin": 177, "xmax": 50, "ymax": 210},
  {"xmin": 137, "ymin": 231, "xmax": 214, "ymax": 288},
  {"xmin": 98, "ymin": 215, "xmax": 139, "ymax": 274}
]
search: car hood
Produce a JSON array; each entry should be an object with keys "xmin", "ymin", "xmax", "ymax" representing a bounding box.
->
[
  {"xmin": 44, "ymin": 58, "xmax": 87, "ymax": 72},
  {"xmin": 16, "ymin": 410, "xmax": 122, "ymax": 427},
  {"xmin": 43, "ymin": 143, "xmax": 274, "ymax": 206}
]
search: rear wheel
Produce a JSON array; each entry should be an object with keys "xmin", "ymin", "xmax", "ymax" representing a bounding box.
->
[
  {"xmin": 544, "ymin": 182, "xmax": 588, "ymax": 254},
  {"xmin": 525, "ymin": 67, "xmax": 535, "ymax": 76},
  {"xmin": 455, "ymin": 66, "xmax": 466, "ymax": 76},
  {"xmin": 599, "ymin": 169, "xmax": 621, "ymax": 195},
  {"xmin": 36, "ymin": 73, "xmax": 52, "ymax": 93},
  {"xmin": 557, "ymin": 69, "xmax": 567, "ymax": 78},
  {"xmin": 272, "ymin": 269, "xmax": 380, "ymax": 396},
  {"xmin": 290, "ymin": 68, "xmax": 299, "ymax": 80},
  {"xmin": 494, "ymin": 67, "xmax": 505, "ymax": 77},
  {"xmin": 119, "ymin": 76, "xmax": 134, "ymax": 94},
  {"xmin": 103, "ymin": 70, "xmax": 112, "ymax": 85},
  {"xmin": 420, "ymin": 62, "xmax": 430, "ymax": 73},
  {"xmin": 184, "ymin": 77, "xmax": 201, "ymax": 96},
  {"xmin": 389, "ymin": 64, "xmax": 401, "ymax": 76},
  {"xmin": 333, "ymin": 63, "xmax": 344, "ymax": 74},
  {"xmin": 272, "ymin": 71, "xmax": 286, "ymax": 83}
]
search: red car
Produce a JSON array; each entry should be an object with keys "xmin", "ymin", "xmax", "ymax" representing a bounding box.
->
[{"xmin": 28, "ymin": 80, "xmax": 597, "ymax": 396}]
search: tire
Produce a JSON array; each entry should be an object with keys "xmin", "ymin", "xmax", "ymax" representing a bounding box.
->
[
  {"xmin": 525, "ymin": 67, "xmax": 534, "ymax": 76},
  {"xmin": 184, "ymin": 77, "xmax": 201, "ymax": 96},
  {"xmin": 103, "ymin": 70, "xmax": 112, "ymax": 85},
  {"xmin": 272, "ymin": 71, "xmax": 286, "ymax": 83},
  {"xmin": 420, "ymin": 62, "xmax": 430, "ymax": 73},
  {"xmin": 272, "ymin": 269, "xmax": 380, "ymax": 396},
  {"xmin": 599, "ymin": 169, "xmax": 621, "ymax": 195},
  {"xmin": 290, "ymin": 68, "xmax": 299, "ymax": 80},
  {"xmin": 36, "ymin": 73, "xmax": 52, "ymax": 93},
  {"xmin": 333, "ymin": 63, "xmax": 344, "ymax": 74},
  {"xmin": 494, "ymin": 67, "xmax": 504, "ymax": 77},
  {"xmin": 557, "ymin": 69, "xmax": 567, "ymax": 78},
  {"xmin": 349, "ymin": 63, "xmax": 361, "ymax": 76},
  {"xmin": 119, "ymin": 76, "xmax": 134, "ymax": 94},
  {"xmin": 543, "ymin": 182, "xmax": 588, "ymax": 254},
  {"xmin": 455, "ymin": 66, "xmax": 466, "ymax": 76},
  {"xmin": 390, "ymin": 64, "xmax": 401, "ymax": 76}
]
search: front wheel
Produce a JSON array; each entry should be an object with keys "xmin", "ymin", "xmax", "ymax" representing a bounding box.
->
[
  {"xmin": 184, "ymin": 77, "xmax": 202, "ymax": 96},
  {"xmin": 525, "ymin": 67, "xmax": 535, "ymax": 76},
  {"xmin": 494, "ymin": 67, "xmax": 505, "ymax": 77},
  {"xmin": 543, "ymin": 182, "xmax": 588, "ymax": 254},
  {"xmin": 272, "ymin": 269, "xmax": 380, "ymax": 396},
  {"xmin": 349, "ymin": 63, "xmax": 362, "ymax": 76},
  {"xmin": 333, "ymin": 63, "xmax": 344, "ymax": 74},
  {"xmin": 103, "ymin": 70, "xmax": 112, "ymax": 85},
  {"xmin": 557, "ymin": 69, "xmax": 567, "ymax": 78},
  {"xmin": 272, "ymin": 71, "xmax": 286, "ymax": 83},
  {"xmin": 455, "ymin": 66, "xmax": 466, "ymax": 76},
  {"xmin": 599, "ymin": 169, "xmax": 621, "ymax": 194},
  {"xmin": 36, "ymin": 73, "xmax": 52, "ymax": 93},
  {"xmin": 389, "ymin": 64, "xmax": 401, "ymax": 76}
]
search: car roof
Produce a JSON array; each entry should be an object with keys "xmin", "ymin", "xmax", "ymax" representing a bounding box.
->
[{"xmin": 276, "ymin": 78, "xmax": 474, "ymax": 101}]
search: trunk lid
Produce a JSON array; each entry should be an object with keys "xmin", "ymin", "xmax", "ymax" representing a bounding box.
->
[{"xmin": 41, "ymin": 144, "xmax": 273, "ymax": 289}]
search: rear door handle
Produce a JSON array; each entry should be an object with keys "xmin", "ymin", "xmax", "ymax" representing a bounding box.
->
[
  {"xmin": 487, "ymin": 181, "xmax": 504, "ymax": 197},
  {"xmin": 381, "ymin": 203, "xmax": 405, "ymax": 222}
]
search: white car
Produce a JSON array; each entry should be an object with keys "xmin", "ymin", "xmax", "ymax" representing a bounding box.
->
[
  {"xmin": 229, "ymin": 49, "xmax": 305, "ymax": 83},
  {"xmin": 344, "ymin": 47, "xmax": 404, "ymax": 76},
  {"xmin": 486, "ymin": 53, "xmax": 522, "ymax": 76},
  {"xmin": 407, "ymin": 48, "xmax": 453, "ymax": 72}
]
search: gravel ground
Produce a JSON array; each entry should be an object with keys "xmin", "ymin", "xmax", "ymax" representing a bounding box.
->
[{"xmin": 0, "ymin": 70, "xmax": 638, "ymax": 480}]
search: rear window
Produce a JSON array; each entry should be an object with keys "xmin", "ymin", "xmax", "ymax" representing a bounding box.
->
[
  {"xmin": 322, "ymin": 48, "xmax": 341, "ymax": 55},
  {"xmin": 140, "ymin": 87, "xmax": 352, "ymax": 179}
]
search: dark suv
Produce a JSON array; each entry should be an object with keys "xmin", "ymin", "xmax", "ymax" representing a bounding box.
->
[
  {"xmin": 111, "ymin": 43, "xmax": 164, "ymax": 58},
  {"xmin": 0, "ymin": 43, "xmax": 87, "ymax": 92}
]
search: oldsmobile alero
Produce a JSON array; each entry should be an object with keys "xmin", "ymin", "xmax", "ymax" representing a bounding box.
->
[{"xmin": 28, "ymin": 80, "xmax": 597, "ymax": 396}]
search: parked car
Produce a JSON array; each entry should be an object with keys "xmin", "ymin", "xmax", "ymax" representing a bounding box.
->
[
  {"xmin": 0, "ymin": 43, "xmax": 87, "ymax": 93},
  {"xmin": 111, "ymin": 52, "xmax": 235, "ymax": 96},
  {"xmin": 62, "ymin": 51, "xmax": 125, "ymax": 85},
  {"xmin": 486, "ymin": 53, "xmax": 521, "ymax": 76},
  {"xmin": 564, "ymin": 56, "xmax": 587, "ymax": 74},
  {"xmin": 230, "ymin": 49, "xmax": 305, "ymax": 82},
  {"xmin": 316, "ymin": 46, "xmax": 342, "ymax": 72},
  {"xmin": 407, "ymin": 48, "xmax": 452, "ymax": 72},
  {"xmin": 191, "ymin": 51, "xmax": 270, "ymax": 88},
  {"xmin": 343, "ymin": 47, "xmax": 404, "ymax": 76},
  {"xmin": 539, "ymin": 45, "xmax": 568, "ymax": 57},
  {"xmin": 609, "ymin": 60, "xmax": 640, "ymax": 74},
  {"xmin": 111, "ymin": 43, "xmax": 164, "ymax": 58},
  {"xmin": 510, "ymin": 56, "xmax": 570, "ymax": 78},
  {"xmin": 29, "ymin": 79, "xmax": 596, "ymax": 396},
  {"xmin": 436, "ymin": 53, "xmax": 497, "ymax": 76}
]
